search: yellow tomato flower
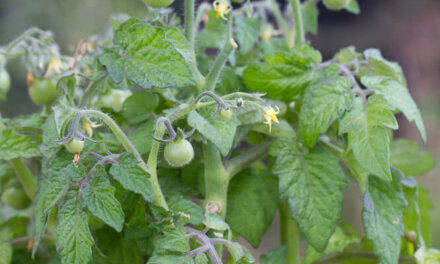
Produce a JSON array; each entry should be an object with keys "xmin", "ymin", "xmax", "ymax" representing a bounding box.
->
[
  {"xmin": 213, "ymin": 0, "xmax": 232, "ymax": 20},
  {"xmin": 83, "ymin": 119, "xmax": 102, "ymax": 137},
  {"xmin": 45, "ymin": 58, "xmax": 64, "ymax": 76},
  {"xmin": 263, "ymin": 106, "xmax": 280, "ymax": 133}
]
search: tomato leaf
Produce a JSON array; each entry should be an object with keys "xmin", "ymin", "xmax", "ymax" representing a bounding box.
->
[
  {"xmin": 243, "ymin": 44, "xmax": 322, "ymax": 101},
  {"xmin": 56, "ymin": 195, "xmax": 94, "ymax": 264},
  {"xmin": 270, "ymin": 137, "xmax": 348, "ymax": 251},
  {"xmin": 362, "ymin": 168, "xmax": 407, "ymax": 264},
  {"xmin": 361, "ymin": 75, "xmax": 426, "ymax": 142},
  {"xmin": 339, "ymin": 96, "xmax": 397, "ymax": 181},
  {"xmin": 109, "ymin": 152, "xmax": 154, "ymax": 202},
  {"xmin": 82, "ymin": 169, "xmax": 124, "ymax": 232},
  {"xmin": 299, "ymin": 77, "xmax": 354, "ymax": 147},
  {"xmin": 187, "ymin": 108, "xmax": 240, "ymax": 156},
  {"xmin": 32, "ymin": 166, "xmax": 73, "ymax": 256},
  {"xmin": 100, "ymin": 18, "xmax": 195, "ymax": 89},
  {"xmin": 226, "ymin": 169, "xmax": 278, "ymax": 248},
  {"xmin": 391, "ymin": 139, "xmax": 435, "ymax": 177},
  {"xmin": 0, "ymin": 129, "xmax": 40, "ymax": 160}
]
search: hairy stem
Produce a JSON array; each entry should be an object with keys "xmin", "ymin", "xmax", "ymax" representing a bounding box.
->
[
  {"xmin": 290, "ymin": 0, "xmax": 305, "ymax": 45},
  {"xmin": 79, "ymin": 110, "xmax": 143, "ymax": 165},
  {"xmin": 80, "ymin": 109, "xmax": 168, "ymax": 209},
  {"xmin": 205, "ymin": 18, "xmax": 235, "ymax": 92},
  {"xmin": 10, "ymin": 158, "xmax": 36, "ymax": 199},
  {"xmin": 225, "ymin": 141, "xmax": 270, "ymax": 178},
  {"xmin": 147, "ymin": 124, "xmax": 169, "ymax": 210},
  {"xmin": 203, "ymin": 141, "xmax": 229, "ymax": 219},
  {"xmin": 184, "ymin": 0, "xmax": 195, "ymax": 46},
  {"xmin": 269, "ymin": 0, "xmax": 293, "ymax": 47},
  {"xmin": 280, "ymin": 200, "xmax": 300, "ymax": 264}
]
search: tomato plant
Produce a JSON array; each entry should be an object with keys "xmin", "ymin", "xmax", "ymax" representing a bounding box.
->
[{"xmin": 0, "ymin": 0, "xmax": 438, "ymax": 264}]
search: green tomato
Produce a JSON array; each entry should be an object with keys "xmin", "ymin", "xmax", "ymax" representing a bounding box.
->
[
  {"xmin": 219, "ymin": 108, "xmax": 232, "ymax": 120},
  {"xmin": 164, "ymin": 139, "xmax": 194, "ymax": 167},
  {"xmin": 98, "ymin": 89, "xmax": 132, "ymax": 112},
  {"xmin": 65, "ymin": 138, "xmax": 85, "ymax": 153},
  {"xmin": 142, "ymin": 0, "xmax": 174, "ymax": 8},
  {"xmin": 1, "ymin": 186, "xmax": 31, "ymax": 210},
  {"xmin": 0, "ymin": 70, "xmax": 10, "ymax": 94},
  {"xmin": 323, "ymin": 0, "xmax": 350, "ymax": 10},
  {"xmin": 28, "ymin": 77, "xmax": 58, "ymax": 106}
]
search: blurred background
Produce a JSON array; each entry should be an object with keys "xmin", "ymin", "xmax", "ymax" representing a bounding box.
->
[{"xmin": 0, "ymin": 0, "xmax": 439, "ymax": 259}]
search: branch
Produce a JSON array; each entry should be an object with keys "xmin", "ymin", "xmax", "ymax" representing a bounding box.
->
[
  {"xmin": 290, "ymin": 0, "xmax": 305, "ymax": 45},
  {"xmin": 225, "ymin": 141, "xmax": 271, "ymax": 178}
]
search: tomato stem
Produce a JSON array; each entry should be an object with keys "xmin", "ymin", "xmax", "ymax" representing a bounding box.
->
[
  {"xmin": 147, "ymin": 123, "xmax": 169, "ymax": 210},
  {"xmin": 290, "ymin": 0, "xmax": 305, "ymax": 45},
  {"xmin": 81, "ymin": 109, "xmax": 170, "ymax": 209},
  {"xmin": 269, "ymin": 0, "xmax": 294, "ymax": 48},
  {"xmin": 10, "ymin": 158, "xmax": 36, "ymax": 199},
  {"xmin": 205, "ymin": 17, "xmax": 236, "ymax": 92},
  {"xmin": 280, "ymin": 200, "xmax": 301, "ymax": 264},
  {"xmin": 184, "ymin": 0, "xmax": 195, "ymax": 46},
  {"xmin": 203, "ymin": 141, "xmax": 229, "ymax": 218}
]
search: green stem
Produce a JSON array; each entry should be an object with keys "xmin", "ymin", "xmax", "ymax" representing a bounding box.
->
[
  {"xmin": 184, "ymin": 0, "xmax": 195, "ymax": 46},
  {"xmin": 225, "ymin": 141, "xmax": 270, "ymax": 178},
  {"xmin": 184, "ymin": 0, "xmax": 205, "ymax": 94},
  {"xmin": 80, "ymin": 110, "xmax": 143, "ymax": 165},
  {"xmin": 10, "ymin": 158, "xmax": 36, "ymax": 199},
  {"xmin": 203, "ymin": 141, "xmax": 229, "ymax": 219},
  {"xmin": 205, "ymin": 18, "xmax": 235, "ymax": 92},
  {"xmin": 290, "ymin": 0, "xmax": 305, "ymax": 45},
  {"xmin": 280, "ymin": 200, "xmax": 300, "ymax": 264},
  {"xmin": 80, "ymin": 109, "xmax": 168, "ymax": 209},
  {"xmin": 269, "ymin": 0, "xmax": 294, "ymax": 47},
  {"xmin": 147, "ymin": 124, "xmax": 169, "ymax": 210}
]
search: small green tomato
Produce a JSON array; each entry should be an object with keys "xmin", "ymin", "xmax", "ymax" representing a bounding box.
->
[
  {"xmin": 142, "ymin": 0, "xmax": 174, "ymax": 8},
  {"xmin": 28, "ymin": 77, "xmax": 58, "ymax": 106},
  {"xmin": 65, "ymin": 138, "xmax": 85, "ymax": 153},
  {"xmin": 219, "ymin": 108, "xmax": 232, "ymax": 120},
  {"xmin": 323, "ymin": 0, "xmax": 350, "ymax": 10},
  {"xmin": 1, "ymin": 186, "xmax": 31, "ymax": 210},
  {"xmin": 164, "ymin": 139, "xmax": 194, "ymax": 167}
]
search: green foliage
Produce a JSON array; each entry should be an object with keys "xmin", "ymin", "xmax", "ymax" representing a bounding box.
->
[
  {"xmin": 299, "ymin": 77, "xmax": 354, "ymax": 147},
  {"xmin": 0, "ymin": 1, "xmax": 436, "ymax": 264},
  {"xmin": 226, "ymin": 169, "xmax": 278, "ymax": 248},
  {"xmin": 82, "ymin": 170, "xmax": 125, "ymax": 232},
  {"xmin": 243, "ymin": 45, "xmax": 322, "ymax": 101},
  {"xmin": 56, "ymin": 194, "xmax": 94, "ymax": 264},
  {"xmin": 270, "ymin": 137, "xmax": 348, "ymax": 251},
  {"xmin": 0, "ymin": 129, "xmax": 40, "ymax": 160},
  {"xmin": 100, "ymin": 18, "xmax": 195, "ymax": 89},
  {"xmin": 188, "ymin": 107, "xmax": 240, "ymax": 156},
  {"xmin": 362, "ymin": 169, "xmax": 407, "ymax": 264},
  {"xmin": 391, "ymin": 139, "xmax": 435, "ymax": 177},
  {"xmin": 109, "ymin": 152, "xmax": 154, "ymax": 202}
]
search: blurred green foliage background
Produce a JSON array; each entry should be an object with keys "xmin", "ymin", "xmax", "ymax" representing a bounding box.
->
[{"xmin": 0, "ymin": 0, "xmax": 439, "ymax": 256}]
